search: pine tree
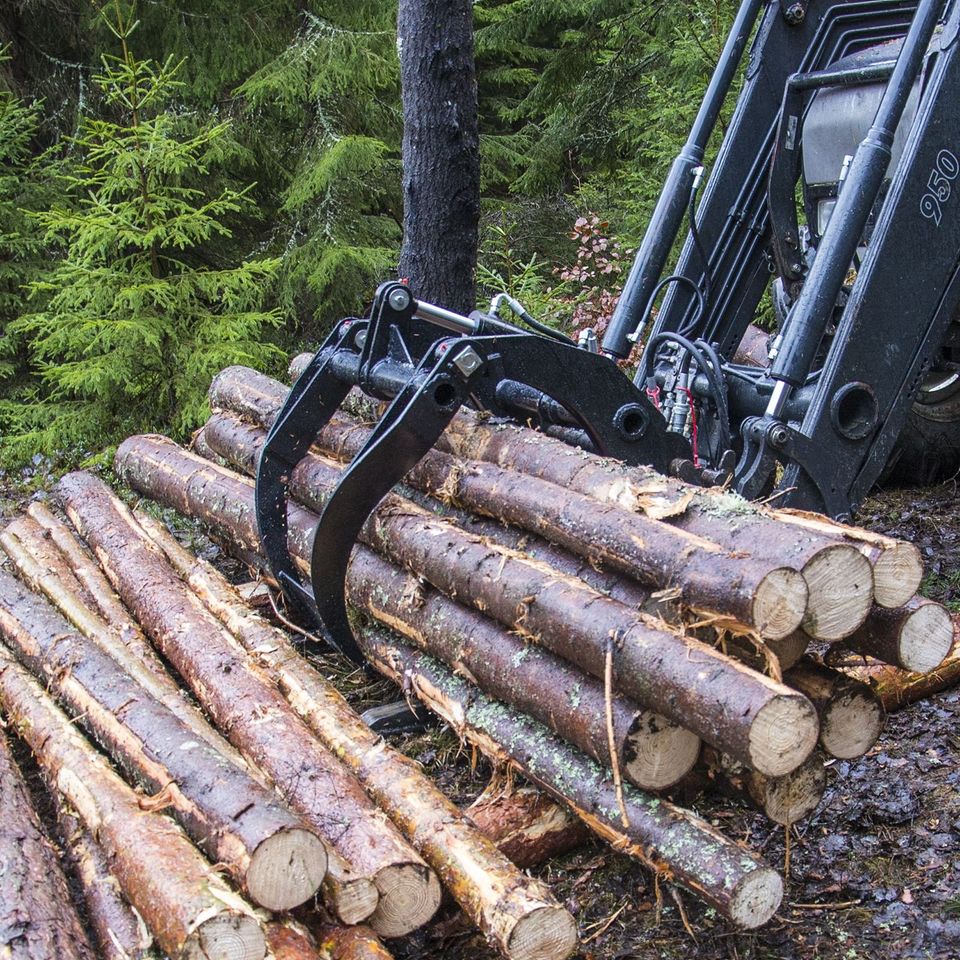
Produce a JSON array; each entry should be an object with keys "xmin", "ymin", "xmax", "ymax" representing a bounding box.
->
[{"xmin": 0, "ymin": 3, "xmax": 282, "ymax": 466}]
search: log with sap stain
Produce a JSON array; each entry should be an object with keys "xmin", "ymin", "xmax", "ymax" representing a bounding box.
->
[
  {"xmin": 0, "ymin": 568, "xmax": 328, "ymax": 912},
  {"xmin": 133, "ymin": 509, "xmax": 579, "ymax": 960},
  {"xmin": 0, "ymin": 648, "xmax": 266, "ymax": 960},
  {"xmin": 186, "ymin": 417, "xmax": 818, "ymax": 777},
  {"xmin": 0, "ymin": 725, "xmax": 95, "ymax": 960},
  {"xmin": 56, "ymin": 472, "xmax": 439, "ymax": 937},
  {"xmin": 209, "ymin": 366, "xmax": 809, "ymax": 640},
  {"xmin": 355, "ymin": 625, "xmax": 785, "ymax": 930}
]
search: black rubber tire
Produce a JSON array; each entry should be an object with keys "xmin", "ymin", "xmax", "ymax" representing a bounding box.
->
[{"xmin": 883, "ymin": 391, "xmax": 960, "ymax": 485}]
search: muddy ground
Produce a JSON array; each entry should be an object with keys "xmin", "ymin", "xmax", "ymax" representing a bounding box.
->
[{"xmin": 1, "ymin": 473, "xmax": 958, "ymax": 960}]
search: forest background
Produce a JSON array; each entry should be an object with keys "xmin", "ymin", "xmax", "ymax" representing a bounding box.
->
[{"xmin": 0, "ymin": 0, "xmax": 737, "ymax": 470}]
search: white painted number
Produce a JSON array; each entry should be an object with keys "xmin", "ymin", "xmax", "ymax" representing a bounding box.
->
[{"xmin": 920, "ymin": 149, "xmax": 960, "ymax": 226}]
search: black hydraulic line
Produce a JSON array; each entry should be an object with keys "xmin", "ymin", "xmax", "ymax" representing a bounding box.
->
[
  {"xmin": 601, "ymin": 0, "xmax": 765, "ymax": 359},
  {"xmin": 768, "ymin": 0, "xmax": 943, "ymax": 396}
]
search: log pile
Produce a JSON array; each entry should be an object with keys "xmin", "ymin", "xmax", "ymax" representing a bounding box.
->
[{"xmin": 0, "ymin": 359, "xmax": 954, "ymax": 957}]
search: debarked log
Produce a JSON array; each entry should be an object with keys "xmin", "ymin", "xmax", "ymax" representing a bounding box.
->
[
  {"xmin": 189, "ymin": 419, "xmax": 819, "ymax": 777},
  {"xmin": 0, "ymin": 568, "xmax": 327, "ymax": 912},
  {"xmin": 0, "ymin": 647, "xmax": 265, "ymax": 960},
  {"xmin": 56, "ymin": 471, "xmax": 438, "ymax": 936}
]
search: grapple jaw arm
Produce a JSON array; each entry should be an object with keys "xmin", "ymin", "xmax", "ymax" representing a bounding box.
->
[{"xmin": 255, "ymin": 282, "xmax": 686, "ymax": 661}]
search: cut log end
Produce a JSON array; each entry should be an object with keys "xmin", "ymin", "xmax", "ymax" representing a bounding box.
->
[
  {"xmin": 872, "ymin": 542, "xmax": 924, "ymax": 609},
  {"xmin": 247, "ymin": 828, "xmax": 328, "ymax": 912},
  {"xmin": 368, "ymin": 864, "xmax": 442, "ymax": 938},
  {"xmin": 748, "ymin": 694, "xmax": 819, "ymax": 777},
  {"xmin": 183, "ymin": 913, "xmax": 265, "ymax": 960},
  {"xmin": 752, "ymin": 755, "xmax": 827, "ymax": 826},
  {"xmin": 729, "ymin": 868, "xmax": 784, "ymax": 930},
  {"xmin": 820, "ymin": 686, "xmax": 885, "ymax": 759},
  {"xmin": 801, "ymin": 546, "xmax": 874, "ymax": 641},
  {"xmin": 752, "ymin": 567, "xmax": 808, "ymax": 640},
  {"xmin": 326, "ymin": 873, "xmax": 380, "ymax": 927},
  {"xmin": 624, "ymin": 712, "xmax": 701, "ymax": 791},
  {"xmin": 505, "ymin": 904, "xmax": 579, "ymax": 960},
  {"xmin": 899, "ymin": 601, "xmax": 954, "ymax": 674}
]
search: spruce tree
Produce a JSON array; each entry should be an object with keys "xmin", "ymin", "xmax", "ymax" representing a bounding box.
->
[{"xmin": 0, "ymin": 3, "xmax": 282, "ymax": 466}]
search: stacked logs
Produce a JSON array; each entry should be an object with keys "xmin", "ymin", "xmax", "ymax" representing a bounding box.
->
[
  {"xmin": 1, "ymin": 358, "xmax": 953, "ymax": 955},
  {"xmin": 0, "ymin": 488, "xmax": 578, "ymax": 960}
]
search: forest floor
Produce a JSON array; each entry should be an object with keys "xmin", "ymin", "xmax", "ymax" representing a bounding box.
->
[{"xmin": 1, "ymin": 471, "xmax": 958, "ymax": 960}]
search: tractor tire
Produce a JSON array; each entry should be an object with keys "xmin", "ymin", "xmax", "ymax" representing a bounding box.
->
[{"xmin": 884, "ymin": 390, "xmax": 960, "ymax": 485}]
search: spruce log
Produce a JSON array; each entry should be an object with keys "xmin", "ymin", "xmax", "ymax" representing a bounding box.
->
[
  {"xmin": 839, "ymin": 626, "xmax": 960, "ymax": 711},
  {"xmin": 49, "ymin": 790, "xmax": 160, "ymax": 960},
  {"xmin": 0, "ymin": 647, "xmax": 266, "ymax": 960},
  {"xmin": 683, "ymin": 749, "xmax": 826, "ymax": 826},
  {"xmin": 725, "ymin": 630, "xmax": 810, "ymax": 675},
  {"xmin": 265, "ymin": 922, "xmax": 325, "ymax": 960},
  {"xmin": 190, "ymin": 420, "xmax": 819, "ymax": 777},
  {"xmin": 357, "ymin": 626, "xmax": 784, "ymax": 930},
  {"xmin": 0, "ymin": 568, "xmax": 327, "ymax": 911},
  {"xmin": 784, "ymin": 659, "xmax": 884, "ymax": 759},
  {"xmin": 313, "ymin": 925, "xmax": 395, "ymax": 960},
  {"xmin": 0, "ymin": 727, "xmax": 94, "ymax": 960},
  {"xmin": 842, "ymin": 596, "xmax": 953, "ymax": 673},
  {"xmin": 57, "ymin": 473, "xmax": 438, "ymax": 936},
  {"xmin": 0, "ymin": 515, "xmax": 248, "ymax": 767},
  {"xmin": 209, "ymin": 367, "xmax": 808, "ymax": 639},
  {"xmin": 344, "ymin": 549, "xmax": 700, "ymax": 791},
  {"xmin": 463, "ymin": 788, "xmax": 590, "ymax": 870},
  {"xmin": 136, "ymin": 510, "xmax": 579, "ymax": 960},
  {"xmin": 118, "ymin": 432, "xmax": 818, "ymax": 777}
]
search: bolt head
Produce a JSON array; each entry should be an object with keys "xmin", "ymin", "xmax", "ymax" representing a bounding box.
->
[
  {"xmin": 452, "ymin": 346, "xmax": 482, "ymax": 378},
  {"xmin": 388, "ymin": 287, "xmax": 412, "ymax": 311},
  {"xmin": 354, "ymin": 329, "xmax": 367, "ymax": 349}
]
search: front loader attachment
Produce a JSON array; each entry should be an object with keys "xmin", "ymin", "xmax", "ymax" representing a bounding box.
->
[{"xmin": 254, "ymin": 281, "xmax": 688, "ymax": 661}]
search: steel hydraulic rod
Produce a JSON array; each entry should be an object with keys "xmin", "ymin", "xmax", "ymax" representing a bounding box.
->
[
  {"xmin": 601, "ymin": 0, "xmax": 765, "ymax": 359},
  {"xmin": 767, "ymin": 0, "xmax": 944, "ymax": 408}
]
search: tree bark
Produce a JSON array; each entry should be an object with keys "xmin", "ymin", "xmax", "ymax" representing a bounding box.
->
[
  {"xmin": 344, "ymin": 549, "xmax": 700, "ymax": 791},
  {"xmin": 312, "ymin": 924, "xmax": 396, "ymax": 960},
  {"xmin": 0, "ymin": 568, "xmax": 328, "ymax": 912},
  {"xmin": 356, "ymin": 626, "xmax": 784, "ymax": 930},
  {"xmin": 0, "ymin": 648, "xmax": 265, "ymax": 960},
  {"xmin": 49, "ymin": 790, "xmax": 160, "ymax": 960},
  {"xmin": 397, "ymin": 0, "xmax": 480, "ymax": 313},
  {"xmin": 0, "ymin": 515, "xmax": 248, "ymax": 767},
  {"xmin": 208, "ymin": 367, "xmax": 808, "ymax": 639},
  {"xmin": 0, "ymin": 727, "xmax": 94, "ymax": 960},
  {"xmin": 118, "ymin": 431, "xmax": 819, "ymax": 778},
  {"xmin": 841, "ymin": 596, "xmax": 953, "ymax": 673},
  {"xmin": 784, "ymin": 658, "xmax": 885, "ymax": 760},
  {"xmin": 135, "ymin": 510, "xmax": 578, "ymax": 960},
  {"xmin": 463, "ymin": 788, "xmax": 590, "ymax": 870},
  {"xmin": 56, "ymin": 472, "xmax": 439, "ymax": 936}
]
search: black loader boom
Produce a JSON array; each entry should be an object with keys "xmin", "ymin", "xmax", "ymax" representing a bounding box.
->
[{"xmin": 256, "ymin": 0, "xmax": 960, "ymax": 662}]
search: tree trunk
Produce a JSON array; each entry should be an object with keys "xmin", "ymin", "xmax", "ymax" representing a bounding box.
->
[
  {"xmin": 784, "ymin": 658, "xmax": 885, "ymax": 759},
  {"xmin": 841, "ymin": 596, "xmax": 953, "ymax": 672},
  {"xmin": 312, "ymin": 924, "xmax": 396, "ymax": 960},
  {"xmin": 0, "ymin": 648, "xmax": 265, "ymax": 960},
  {"xmin": 49, "ymin": 790, "xmax": 160, "ymax": 960},
  {"xmin": 397, "ymin": 0, "xmax": 480, "ymax": 313},
  {"xmin": 134, "ymin": 509, "xmax": 579, "ymax": 960},
  {"xmin": 0, "ymin": 727, "xmax": 94, "ymax": 960},
  {"xmin": 0, "ymin": 568, "xmax": 327, "ymax": 912},
  {"xmin": 117, "ymin": 431, "xmax": 819, "ymax": 779},
  {"xmin": 357, "ymin": 626, "xmax": 784, "ymax": 931},
  {"xmin": 56, "ymin": 473, "xmax": 438, "ymax": 936}
]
